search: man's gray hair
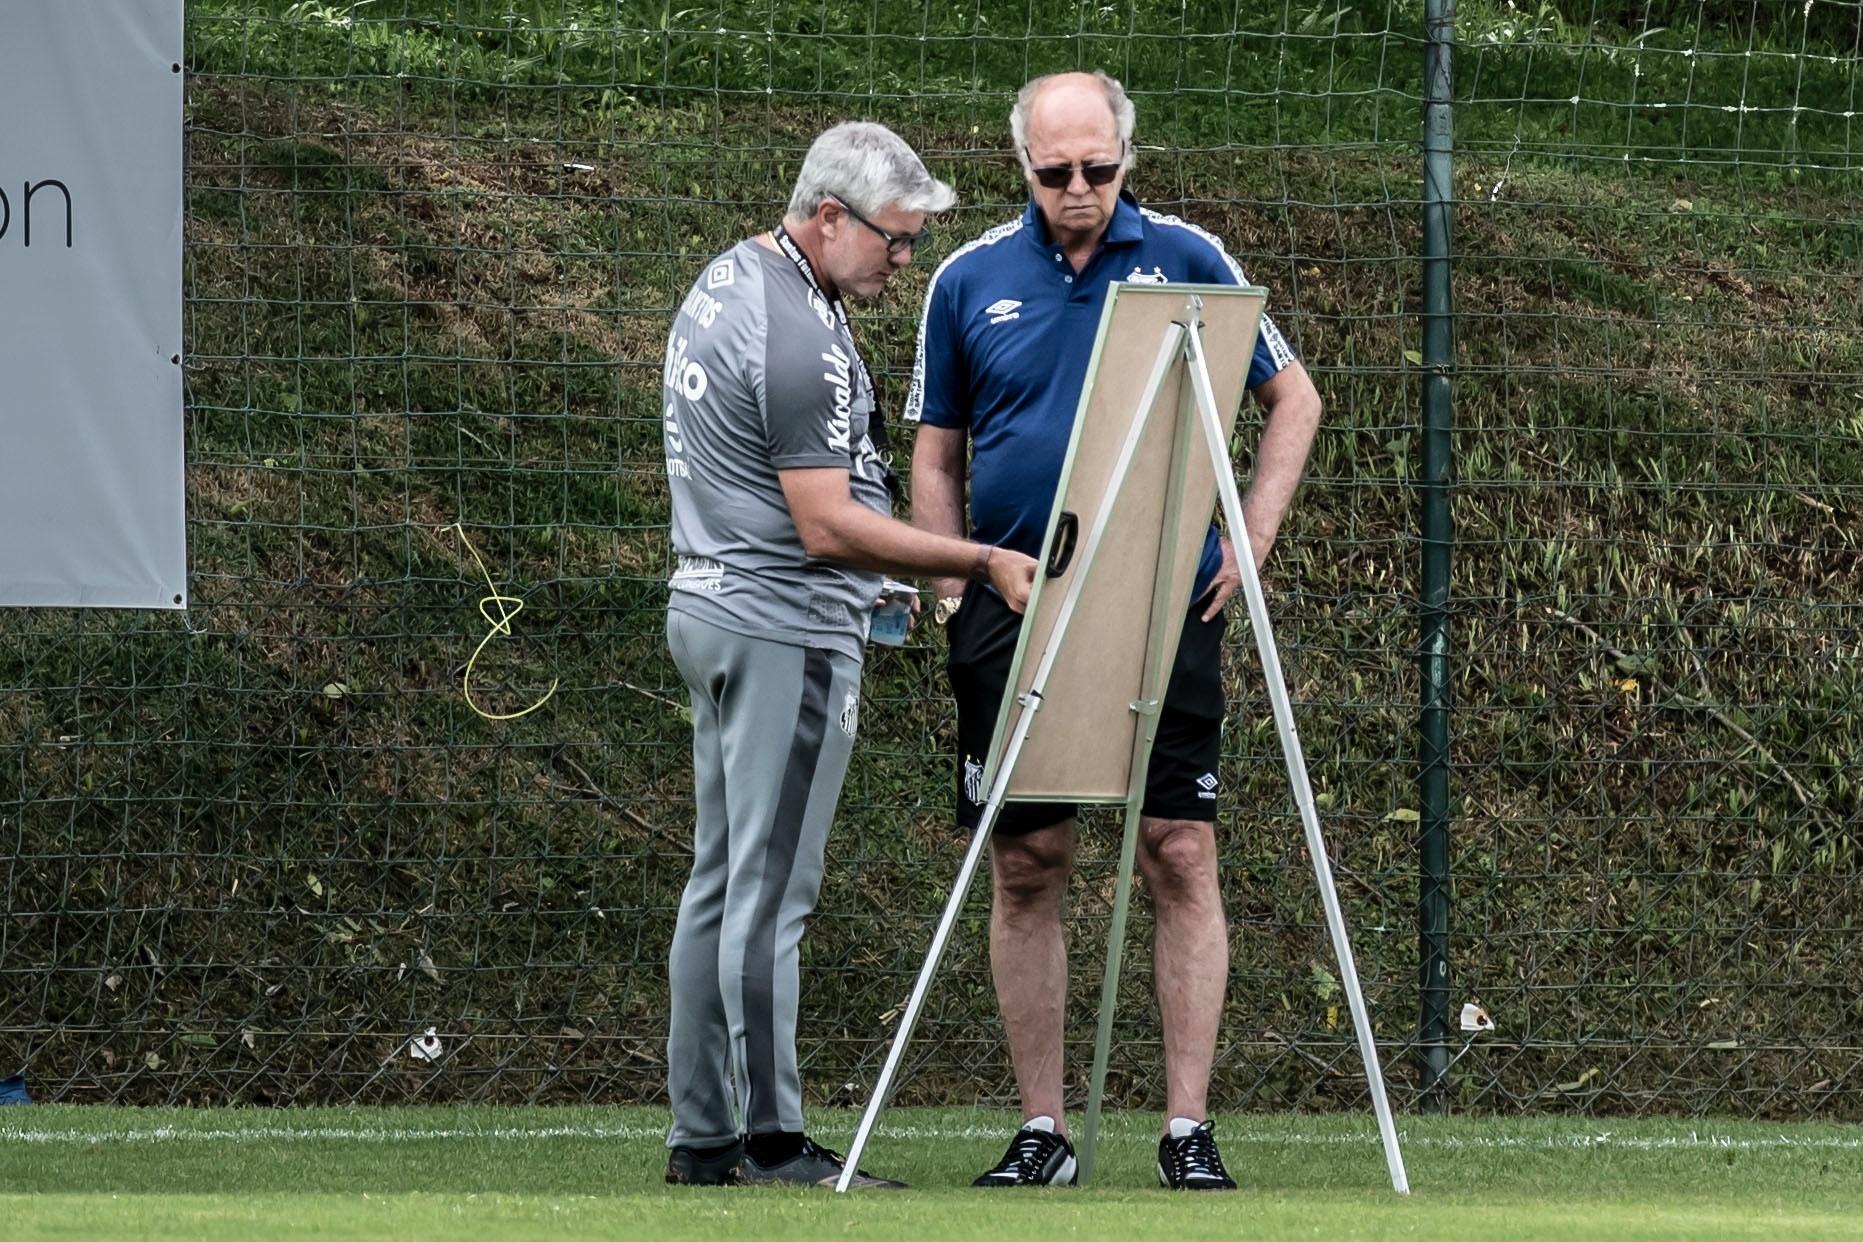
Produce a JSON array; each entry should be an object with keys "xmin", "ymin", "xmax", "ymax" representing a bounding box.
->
[
  {"xmin": 786, "ymin": 121, "xmax": 956, "ymax": 220},
  {"xmin": 1009, "ymin": 70, "xmax": 1137, "ymax": 172}
]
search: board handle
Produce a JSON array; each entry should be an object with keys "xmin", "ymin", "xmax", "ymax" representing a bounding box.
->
[{"xmin": 1045, "ymin": 512, "xmax": 1079, "ymax": 578}]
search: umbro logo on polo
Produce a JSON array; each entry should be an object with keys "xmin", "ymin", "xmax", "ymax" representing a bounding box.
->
[
  {"xmin": 1126, "ymin": 266, "xmax": 1169, "ymax": 284},
  {"xmin": 983, "ymin": 298, "xmax": 1023, "ymax": 324}
]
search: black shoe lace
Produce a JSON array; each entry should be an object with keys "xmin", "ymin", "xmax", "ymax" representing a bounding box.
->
[
  {"xmin": 997, "ymin": 1129, "xmax": 1060, "ymax": 1180},
  {"xmin": 1168, "ymin": 1126, "xmax": 1229, "ymax": 1182},
  {"xmin": 799, "ymin": 1137, "xmax": 845, "ymax": 1167}
]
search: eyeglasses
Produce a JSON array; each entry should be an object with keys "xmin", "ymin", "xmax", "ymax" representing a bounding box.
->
[
  {"xmin": 1025, "ymin": 144, "xmax": 1126, "ymax": 190},
  {"xmin": 829, "ymin": 195, "xmax": 930, "ymax": 256}
]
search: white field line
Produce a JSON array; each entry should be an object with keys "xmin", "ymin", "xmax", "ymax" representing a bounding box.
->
[{"xmin": 2, "ymin": 1121, "xmax": 1861, "ymax": 1153}]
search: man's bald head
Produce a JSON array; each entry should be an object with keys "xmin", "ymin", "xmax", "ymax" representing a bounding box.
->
[
  {"xmin": 1010, "ymin": 70, "xmax": 1135, "ymax": 174},
  {"xmin": 1010, "ymin": 70, "xmax": 1135, "ymax": 248}
]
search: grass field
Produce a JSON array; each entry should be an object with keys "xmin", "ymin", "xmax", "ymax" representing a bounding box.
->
[{"xmin": 5, "ymin": 1105, "xmax": 1861, "ymax": 1239}]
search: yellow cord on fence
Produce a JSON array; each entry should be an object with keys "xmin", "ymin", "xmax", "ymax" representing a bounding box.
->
[{"xmin": 451, "ymin": 523, "xmax": 559, "ymax": 721}]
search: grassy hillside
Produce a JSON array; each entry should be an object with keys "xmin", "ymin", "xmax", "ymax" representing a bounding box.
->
[{"xmin": 2, "ymin": 2, "xmax": 1858, "ymax": 1116}]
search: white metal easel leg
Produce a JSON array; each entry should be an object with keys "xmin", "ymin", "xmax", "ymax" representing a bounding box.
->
[
  {"xmin": 1183, "ymin": 316, "xmax": 1410, "ymax": 1194},
  {"xmin": 1078, "ymin": 318, "xmax": 1206, "ymax": 1184}
]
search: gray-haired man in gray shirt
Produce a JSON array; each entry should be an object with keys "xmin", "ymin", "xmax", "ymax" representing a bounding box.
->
[{"xmin": 662, "ymin": 121, "xmax": 1037, "ymax": 1189}]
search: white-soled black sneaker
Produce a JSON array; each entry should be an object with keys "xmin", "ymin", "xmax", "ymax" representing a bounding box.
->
[
  {"xmin": 1157, "ymin": 1118, "xmax": 1237, "ymax": 1190},
  {"xmin": 972, "ymin": 1116, "xmax": 1078, "ymax": 1187}
]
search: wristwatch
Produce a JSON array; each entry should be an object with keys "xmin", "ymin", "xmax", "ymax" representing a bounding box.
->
[{"xmin": 933, "ymin": 595, "xmax": 964, "ymax": 626}]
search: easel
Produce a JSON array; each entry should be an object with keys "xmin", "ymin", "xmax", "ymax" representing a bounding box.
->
[{"xmin": 836, "ymin": 286, "xmax": 1409, "ymax": 1194}]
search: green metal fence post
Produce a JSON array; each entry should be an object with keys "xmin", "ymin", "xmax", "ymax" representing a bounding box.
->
[{"xmin": 1418, "ymin": 0, "xmax": 1456, "ymax": 1112}]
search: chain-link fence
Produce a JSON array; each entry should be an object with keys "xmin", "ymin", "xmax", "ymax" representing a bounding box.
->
[{"xmin": 3, "ymin": 0, "xmax": 1859, "ymax": 1118}]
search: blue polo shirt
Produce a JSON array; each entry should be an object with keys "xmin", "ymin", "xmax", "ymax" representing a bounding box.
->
[{"xmin": 906, "ymin": 191, "xmax": 1297, "ymax": 598}]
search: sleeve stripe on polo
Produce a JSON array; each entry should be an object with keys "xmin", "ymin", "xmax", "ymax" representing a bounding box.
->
[
  {"xmin": 1140, "ymin": 207, "xmax": 1297, "ymax": 373},
  {"xmin": 904, "ymin": 217, "xmax": 1025, "ymax": 424}
]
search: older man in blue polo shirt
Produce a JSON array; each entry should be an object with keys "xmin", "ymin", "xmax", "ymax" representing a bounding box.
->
[{"xmin": 906, "ymin": 70, "xmax": 1324, "ymax": 1190}]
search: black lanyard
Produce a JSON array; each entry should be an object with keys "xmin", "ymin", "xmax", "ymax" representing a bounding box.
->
[
  {"xmin": 773, "ymin": 223, "xmax": 850, "ymax": 332},
  {"xmin": 769, "ymin": 224, "xmax": 896, "ymax": 474}
]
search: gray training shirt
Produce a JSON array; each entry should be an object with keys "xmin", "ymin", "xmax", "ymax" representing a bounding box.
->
[{"xmin": 662, "ymin": 237, "xmax": 892, "ymax": 661}]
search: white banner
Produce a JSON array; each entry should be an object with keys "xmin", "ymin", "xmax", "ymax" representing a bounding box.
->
[{"xmin": 0, "ymin": 0, "xmax": 185, "ymax": 608}]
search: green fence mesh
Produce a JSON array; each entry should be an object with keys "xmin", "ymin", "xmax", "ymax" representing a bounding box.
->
[{"xmin": 2, "ymin": 0, "xmax": 1859, "ymax": 1117}]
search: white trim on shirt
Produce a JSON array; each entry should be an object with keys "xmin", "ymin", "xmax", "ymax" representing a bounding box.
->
[
  {"xmin": 1140, "ymin": 207, "xmax": 1297, "ymax": 373},
  {"xmin": 904, "ymin": 217, "xmax": 1026, "ymax": 424}
]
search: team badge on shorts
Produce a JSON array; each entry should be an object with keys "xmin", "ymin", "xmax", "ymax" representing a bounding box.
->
[
  {"xmin": 963, "ymin": 756, "xmax": 985, "ymax": 806},
  {"xmin": 839, "ymin": 689, "xmax": 859, "ymax": 738}
]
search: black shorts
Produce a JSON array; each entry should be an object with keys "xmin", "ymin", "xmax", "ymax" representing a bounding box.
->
[{"xmin": 946, "ymin": 581, "xmax": 1225, "ymax": 836}]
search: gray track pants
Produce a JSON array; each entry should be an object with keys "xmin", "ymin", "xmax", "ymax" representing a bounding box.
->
[{"xmin": 664, "ymin": 609, "xmax": 863, "ymax": 1146}]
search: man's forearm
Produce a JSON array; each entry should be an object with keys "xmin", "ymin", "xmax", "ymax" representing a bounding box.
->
[
  {"xmin": 1240, "ymin": 386, "xmax": 1321, "ymax": 554},
  {"xmin": 911, "ymin": 449, "xmax": 968, "ymax": 597},
  {"xmin": 806, "ymin": 502, "xmax": 991, "ymax": 581},
  {"xmin": 911, "ymin": 459, "xmax": 965, "ymax": 540}
]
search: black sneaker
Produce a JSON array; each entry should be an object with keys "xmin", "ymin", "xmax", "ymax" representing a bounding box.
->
[
  {"xmin": 1157, "ymin": 1118, "xmax": 1236, "ymax": 1190},
  {"xmin": 738, "ymin": 1136, "xmax": 906, "ymax": 1189},
  {"xmin": 972, "ymin": 1117, "xmax": 1078, "ymax": 1187},
  {"xmin": 665, "ymin": 1138, "xmax": 744, "ymax": 1186}
]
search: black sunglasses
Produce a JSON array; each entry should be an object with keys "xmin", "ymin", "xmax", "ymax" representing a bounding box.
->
[
  {"xmin": 1025, "ymin": 144, "xmax": 1126, "ymax": 190},
  {"xmin": 830, "ymin": 195, "xmax": 930, "ymax": 256}
]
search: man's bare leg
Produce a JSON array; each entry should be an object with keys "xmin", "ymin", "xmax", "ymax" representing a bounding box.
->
[
  {"xmin": 989, "ymin": 819, "xmax": 1076, "ymax": 1130},
  {"xmin": 1136, "ymin": 816, "xmax": 1227, "ymax": 1128}
]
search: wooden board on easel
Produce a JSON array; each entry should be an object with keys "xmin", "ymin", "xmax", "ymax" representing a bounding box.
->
[{"xmin": 985, "ymin": 283, "xmax": 1265, "ymax": 802}]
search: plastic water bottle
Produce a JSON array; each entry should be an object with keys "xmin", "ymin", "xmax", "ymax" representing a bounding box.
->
[{"xmin": 870, "ymin": 579, "xmax": 918, "ymax": 646}]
